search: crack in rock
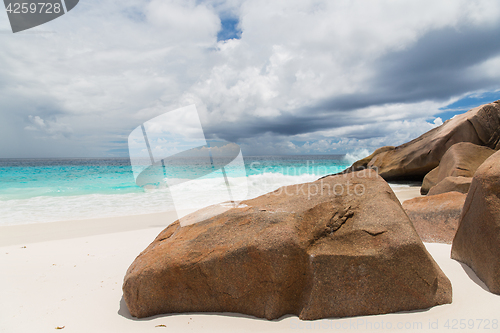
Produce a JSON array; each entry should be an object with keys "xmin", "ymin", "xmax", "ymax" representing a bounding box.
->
[{"xmin": 328, "ymin": 207, "xmax": 354, "ymax": 233}]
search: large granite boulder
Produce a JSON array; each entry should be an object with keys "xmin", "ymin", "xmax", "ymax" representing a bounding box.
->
[
  {"xmin": 403, "ymin": 192, "xmax": 466, "ymax": 244},
  {"xmin": 451, "ymin": 150, "xmax": 500, "ymax": 294},
  {"xmin": 123, "ymin": 171, "xmax": 452, "ymax": 320},
  {"xmin": 421, "ymin": 142, "xmax": 496, "ymax": 194},
  {"xmin": 345, "ymin": 101, "xmax": 500, "ymax": 181},
  {"xmin": 427, "ymin": 176, "xmax": 473, "ymax": 196}
]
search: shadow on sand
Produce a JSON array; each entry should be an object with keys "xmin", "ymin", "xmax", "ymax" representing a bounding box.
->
[
  {"xmin": 118, "ymin": 296, "xmax": 294, "ymax": 322},
  {"xmin": 118, "ymin": 295, "xmax": 435, "ymax": 323}
]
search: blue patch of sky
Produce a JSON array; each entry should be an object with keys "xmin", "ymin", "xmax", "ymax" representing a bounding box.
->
[
  {"xmin": 435, "ymin": 89, "xmax": 500, "ymax": 121},
  {"xmin": 217, "ymin": 17, "xmax": 241, "ymax": 41},
  {"xmin": 122, "ymin": 6, "xmax": 147, "ymax": 23}
]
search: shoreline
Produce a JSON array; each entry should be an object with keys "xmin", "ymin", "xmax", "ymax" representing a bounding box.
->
[
  {"xmin": 0, "ymin": 183, "xmax": 425, "ymax": 246},
  {"xmin": 0, "ymin": 184, "xmax": 421, "ymax": 246}
]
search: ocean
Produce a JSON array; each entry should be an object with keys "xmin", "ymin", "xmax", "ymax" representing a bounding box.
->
[{"xmin": 0, "ymin": 155, "xmax": 358, "ymax": 226}]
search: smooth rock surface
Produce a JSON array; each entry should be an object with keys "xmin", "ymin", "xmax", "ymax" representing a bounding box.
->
[
  {"xmin": 403, "ymin": 192, "xmax": 466, "ymax": 244},
  {"xmin": 421, "ymin": 142, "xmax": 495, "ymax": 194},
  {"xmin": 421, "ymin": 167, "xmax": 439, "ymax": 195},
  {"xmin": 123, "ymin": 171, "xmax": 452, "ymax": 320},
  {"xmin": 451, "ymin": 150, "xmax": 500, "ymax": 294},
  {"xmin": 427, "ymin": 176, "xmax": 472, "ymax": 196},
  {"xmin": 344, "ymin": 101, "xmax": 500, "ymax": 181}
]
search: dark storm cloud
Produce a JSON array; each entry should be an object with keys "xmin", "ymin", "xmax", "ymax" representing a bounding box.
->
[
  {"xmin": 317, "ymin": 24, "xmax": 500, "ymax": 112},
  {"xmin": 206, "ymin": 111, "xmax": 371, "ymax": 142},
  {"xmin": 375, "ymin": 25, "xmax": 500, "ymax": 100}
]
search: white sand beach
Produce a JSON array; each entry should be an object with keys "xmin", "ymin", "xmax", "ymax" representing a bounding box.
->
[{"xmin": 1, "ymin": 186, "xmax": 499, "ymax": 333}]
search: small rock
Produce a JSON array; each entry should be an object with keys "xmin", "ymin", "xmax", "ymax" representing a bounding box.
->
[
  {"xmin": 421, "ymin": 167, "xmax": 440, "ymax": 195},
  {"xmin": 427, "ymin": 176, "xmax": 472, "ymax": 196}
]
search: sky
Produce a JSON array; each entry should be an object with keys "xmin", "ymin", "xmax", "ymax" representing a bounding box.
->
[{"xmin": 1, "ymin": 0, "xmax": 500, "ymax": 158}]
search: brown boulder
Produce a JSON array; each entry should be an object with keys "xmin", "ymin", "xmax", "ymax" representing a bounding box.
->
[
  {"xmin": 345, "ymin": 101, "xmax": 500, "ymax": 181},
  {"xmin": 421, "ymin": 167, "xmax": 439, "ymax": 195},
  {"xmin": 451, "ymin": 150, "xmax": 500, "ymax": 294},
  {"xmin": 350, "ymin": 146, "xmax": 395, "ymax": 172},
  {"xmin": 123, "ymin": 171, "xmax": 451, "ymax": 320},
  {"xmin": 421, "ymin": 142, "xmax": 495, "ymax": 194},
  {"xmin": 427, "ymin": 176, "xmax": 472, "ymax": 196},
  {"xmin": 435, "ymin": 142, "xmax": 495, "ymax": 179},
  {"xmin": 403, "ymin": 192, "xmax": 466, "ymax": 244}
]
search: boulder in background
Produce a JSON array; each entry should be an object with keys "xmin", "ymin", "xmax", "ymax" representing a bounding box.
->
[
  {"xmin": 344, "ymin": 101, "xmax": 500, "ymax": 181},
  {"xmin": 421, "ymin": 142, "xmax": 495, "ymax": 195},
  {"xmin": 427, "ymin": 176, "xmax": 472, "ymax": 196},
  {"xmin": 452, "ymin": 150, "xmax": 500, "ymax": 294},
  {"xmin": 403, "ymin": 192, "xmax": 466, "ymax": 244}
]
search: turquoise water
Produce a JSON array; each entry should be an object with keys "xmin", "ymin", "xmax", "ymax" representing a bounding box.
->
[
  {"xmin": 0, "ymin": 158, "xmax": 139, "ymax": 200},
  {"xmin": 245, "ymin": 155, "xmax": 349, "ymax": 177},
  {"xmin": 0, "ymin": 155, "xmax": 352, "ymax": 225}
]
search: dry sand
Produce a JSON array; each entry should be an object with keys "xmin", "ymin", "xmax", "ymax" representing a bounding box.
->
[
  {"xmin": 1, "ymin": 186, "xmax": 499, "ymax": 333},
  {"xmin": 392, "ymin": 186, "xmax": 424, "ymax": 203}
]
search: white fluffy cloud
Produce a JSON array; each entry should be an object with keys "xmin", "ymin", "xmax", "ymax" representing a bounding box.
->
[{"xmin": 1, "ymin": 0, "xmax": 500, "ymax": 157}]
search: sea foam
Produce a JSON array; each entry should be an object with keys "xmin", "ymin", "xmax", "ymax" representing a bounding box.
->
[{"xmin": 0, "ymin": 172, "xmax": 323, "ymax": 226}]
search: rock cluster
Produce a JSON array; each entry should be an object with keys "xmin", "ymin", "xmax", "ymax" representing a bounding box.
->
[
  {"xmin": 123, "ymin": 171, "xmax": 451, "ymax": 320},
  {"xmin": 344, "ymin": 100, "xmax": 500, "ymax": 296},
  {"xmin": 344, "ymin": 101, "xmax": 500, "ymax": 181},
  {"xmin": 123, "ymin": 100, "xmax": 500, "ymax": 320}
]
